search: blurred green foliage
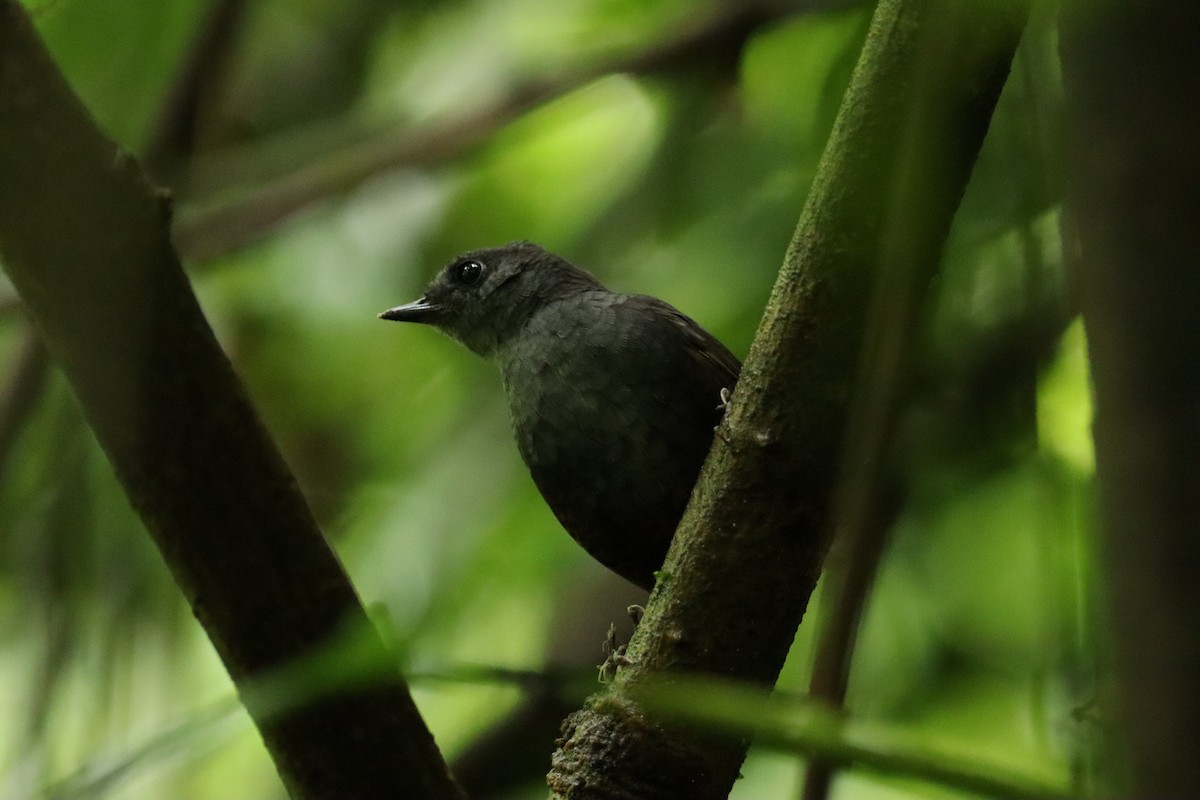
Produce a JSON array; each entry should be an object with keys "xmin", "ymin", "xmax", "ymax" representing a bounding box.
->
[{"xmin": 0, "ymin": 0, "xmax": 1101, "ymax": 798}]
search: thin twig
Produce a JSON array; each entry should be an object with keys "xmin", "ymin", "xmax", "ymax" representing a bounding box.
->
[
  {"xmin": 636, "ymin": 678, "xmax": 1069, "ymax": 800},
  {"xmin": 0, "ymin": 324, "xmax": 49, "ymax": 484},
  {"xmin": 173, "ymin": 1, "xmax": 800, "ymax": 261},
  {"xmin": 141, "ymin": 0, "xmax": 248, "ymax": 184}
]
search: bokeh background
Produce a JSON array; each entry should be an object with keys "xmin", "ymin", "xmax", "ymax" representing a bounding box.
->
[{"xmin": 0, "ymin": 0, "xmax": 1099, "ymax": 797}]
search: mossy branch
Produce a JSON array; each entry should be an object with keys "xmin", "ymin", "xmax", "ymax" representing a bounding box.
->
[
  {"xmin": 0, "ymin": 4, "xmax": 461, "ymax": 798},
  {"xmin": 548, "ymin": 1, "xmax": 1030, "ymax": 797}
]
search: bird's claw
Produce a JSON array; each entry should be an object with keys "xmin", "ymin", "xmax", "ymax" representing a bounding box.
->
[
  {"xmin": 597, "ymin": 622, "xmax": 636, "ymax": 683},
  {"xmin": 714, "ymin": 386, "xmax": 734, "ymax": 438}
]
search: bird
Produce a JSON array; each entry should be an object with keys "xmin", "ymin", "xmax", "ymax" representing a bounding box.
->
[{"xmin": 380, "ymin": 242, "xmax": 740, "ymax": 590}]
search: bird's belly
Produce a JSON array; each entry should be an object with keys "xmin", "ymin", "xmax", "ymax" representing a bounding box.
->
[{"xmin": 507, "ymin": 373, "xmax": 708, "ymax": 588}]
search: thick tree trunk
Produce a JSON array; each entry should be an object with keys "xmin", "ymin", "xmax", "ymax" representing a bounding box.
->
[{"xmin": 1060, "ymin": 1, "xmax": 1200, "ymax": 794}]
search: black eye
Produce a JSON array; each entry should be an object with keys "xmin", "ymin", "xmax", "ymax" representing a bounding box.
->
[{"xmin": 451, "ymin": 259, "xmax": 485, "ymax": 286}]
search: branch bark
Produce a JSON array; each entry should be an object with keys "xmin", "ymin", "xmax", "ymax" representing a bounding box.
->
[
  {"xmin": 548, "ymin": 0, "xmax": 1029, "ymax": 797},
  {"xmin": 0, "ymin": 4, "xmax": 461, "ymax": 798},
  {"xmin": 1060, "ymin": 0, "xmax": 1200, "ymax": 794}
]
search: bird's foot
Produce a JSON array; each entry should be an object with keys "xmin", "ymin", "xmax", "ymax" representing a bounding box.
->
[
  {"xmin": 714, "ymin": 386, "xmax": 734, "ymax": 437},
  {"xmin": 597, "ymin": 622, "xmax": 636, "ymax": 683}
]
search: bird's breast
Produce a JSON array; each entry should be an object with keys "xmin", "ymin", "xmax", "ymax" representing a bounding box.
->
[{"xmin": 492, "ymin": 298, "xmax": 734, "ymax": 588}]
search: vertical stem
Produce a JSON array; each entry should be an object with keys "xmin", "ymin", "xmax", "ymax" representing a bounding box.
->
[{"xmin": 1060, "ymin": 0, "xmax": 1200, "ymax": 794}]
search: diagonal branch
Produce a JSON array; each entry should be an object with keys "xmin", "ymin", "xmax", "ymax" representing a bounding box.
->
[
  {"xmin": 0, "ymin": 3, "xmax": 462, "ymax": 798},
  {"xmin": 547, "ymin": 0, "xmax": 1030, "ymax": 797},
  {"xmin": 172, "ymin": 0, "xmax": 798, "ymax": 261}
]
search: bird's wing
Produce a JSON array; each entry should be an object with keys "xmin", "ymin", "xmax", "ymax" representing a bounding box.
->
[{"xmin": 613, "ymin": 294, "xmax": 741, "ymax": 392}]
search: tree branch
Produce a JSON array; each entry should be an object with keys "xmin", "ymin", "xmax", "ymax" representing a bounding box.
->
[
  {"xmin": 172, "ymin": 0, "xmax": 801, "ymax": 261},
  {"xmin": 0, "ymin": 323, "xmax": 49, "ymax": 485},
  {"xmin": 141, "ymin": 0, "xmax": 248, "ymax": 184},
  {"xmin": 806, "ymin": 31, "xmax": 1067, "ymax": 797},
  {"xmin": 1060, "ymin": 0, "xmax": 1200, "ymax": 793},
  {"xmin": 547, "ymin": 0, "xmax": 1030, "ymax": 797},
  {"xmin": 0, "ymin": 4, "xmax": 462, "ymax": 797}
]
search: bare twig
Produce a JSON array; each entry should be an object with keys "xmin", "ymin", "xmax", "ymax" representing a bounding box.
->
[
  {"xmin": 141, "ymin": 0, "xmax": 248, "ymax": 183},
  {"xmin": 0, "ymin": 324, "xmax": 49, "ymax": 484},
  {"xmin": 173, "ymin": 1, "xmax": 798, "ymax": 261}
]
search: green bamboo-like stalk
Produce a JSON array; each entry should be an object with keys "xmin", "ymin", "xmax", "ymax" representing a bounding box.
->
[{"xmin": 549, "ymin": 0, "xmax": 1031, "ymax": 797}]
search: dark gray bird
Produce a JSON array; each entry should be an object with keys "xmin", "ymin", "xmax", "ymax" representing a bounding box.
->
[{"xmin": 380, "ymin": 242, "xmax": 740, "ymax": 590}]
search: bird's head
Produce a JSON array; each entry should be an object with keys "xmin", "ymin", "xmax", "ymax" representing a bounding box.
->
[{"xmin": 379, "ymin": 242, "xmax": 603, "ymax": 356}]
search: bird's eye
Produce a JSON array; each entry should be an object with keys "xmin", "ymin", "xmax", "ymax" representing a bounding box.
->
[{"xmin": 451, "ymin": 259, "xmax": 485, "ymax": 286}]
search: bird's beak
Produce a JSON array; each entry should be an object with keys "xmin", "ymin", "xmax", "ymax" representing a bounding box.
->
[{"xmin": 379, "ymin": 297, "xmax": 441, "ymax": 322}]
